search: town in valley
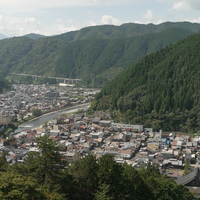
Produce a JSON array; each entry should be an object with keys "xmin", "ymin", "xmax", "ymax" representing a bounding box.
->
[{"xmin": 0, "ymin": 83, "xmax": 199, "ymax": 193}]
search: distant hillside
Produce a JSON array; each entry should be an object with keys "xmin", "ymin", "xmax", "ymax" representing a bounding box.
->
[
  {"xmin": 0, "ymin": 37, "xmax": 66, "ymax": 77},
  {"xmin": 53, "ymin": 27, "xmax": 194, "ymax": 87},
  {"xmin": 23, "ymin": 33, "xmax": 45, "ymax": 40},
  {"xmin": 90, "ymin": 32, "xmax": 200, "ymax": 132},
  {"xmin": 0, "ymin": 33, "xmax": 8, "ymax": 40},
  {"xmin": 56, "ymin": 21, "xmax": 200, "ymax": 42},
  {"xmin": 0, "ymin": 77, "xmax": 11, "ymax": 93},
  {"xmin": 0, "ymin": 21, "xmax": 199, "ymax": 87}
]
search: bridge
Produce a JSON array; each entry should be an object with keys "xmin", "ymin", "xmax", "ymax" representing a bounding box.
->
[{"xmin": 11, "ymin": 73, "xmax": 82, "ymax": 84}]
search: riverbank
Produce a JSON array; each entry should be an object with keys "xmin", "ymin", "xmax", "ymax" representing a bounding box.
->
[
  {"xmin": 19, "ymin": 102, "xmax": 90, "ymax": 126},
  {"xmin": 0, "ymin": 103, "xmax": 90, "ymax": 137}
]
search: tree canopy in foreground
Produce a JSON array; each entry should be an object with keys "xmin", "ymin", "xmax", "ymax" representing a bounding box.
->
[{"xmin": 0, "ymin": 136, "xmax": 195, "ymax": 200}]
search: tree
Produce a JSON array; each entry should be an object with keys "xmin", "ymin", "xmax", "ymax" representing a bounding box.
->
[
  {"xmin": 0, "ymin": 151, "xmax": 9, "ymax": 172},
  {"xmin": 68, "ymin": 153, "xmax": 99, "ymax": 199},
  {"xmin": 0, "ymin": 171, "xmax": 43, "ymax": 200},
  {"xmin": 19, "ymin": 112, "xmax": 25, "ymax": 121},
  {"xmin": 19, "ymin": 135, "xmax": 67, "ymax": 188},
  {"xmin": 94, "ymin": 184, "xmax": 112, "ymax": 200},
  {"xmin": 97, "ymin": 154, "xmax": 123, "ymax": 199},
  {"xmin": 31, "ymin": 108, "xmax": 42, "ymax": 117},
  {"xmin": 184, "ymin": 159, "xmax": 191, "ymax": 175},
  {"xmin": 42, "ymin": 121, "xmax": 48, "ymax": 129}
]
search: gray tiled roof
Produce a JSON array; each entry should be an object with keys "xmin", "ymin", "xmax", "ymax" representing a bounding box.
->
[{"xmin": 176, "ymin": 167, "xmax": 200, "ymax": 185}]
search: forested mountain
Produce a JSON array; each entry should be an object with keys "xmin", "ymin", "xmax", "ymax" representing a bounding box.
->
[
  {"xmin": 0, "ymin": 135, "xmax": 194, "ymax": 200},
  {"xmin": 0, "ymin": 37, "xmax": 66, "ymax": 77},
  {"xmin": 89, "ymin": 32, "xmax": 200, "ymax": 132},
  {"xmin": 0, "ymin": 76, "xmax": 11, "ymax": 93},
  {"xmin": 23, "ymin": 33, "xmax": 45, "ymax": 40},
  {"xmin": 55, "ymin": 27, "xmax": 194, "ymax": 87},
  {"xmin": 0, "ymin": 26, "xmax": 195, "ymax": 87},
  {"xmin": 56, "ymin": 21, "xmax": 200, "ymax": 42}
]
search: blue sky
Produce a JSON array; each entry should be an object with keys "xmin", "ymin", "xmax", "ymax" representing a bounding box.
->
[{"xmin": 1, "ymin": 0, "xmax": 200, "ymax": 37}]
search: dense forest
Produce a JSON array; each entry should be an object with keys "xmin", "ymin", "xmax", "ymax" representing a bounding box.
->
[
  {"xmin": 0, "ymin": 76, "xmax": 11, "ymax": 93},
  {"xmin": 89, "ymin": 32, "xmax": 200, "ymax": 132},
  {"xmin": 56, "ymin": 21, "xmax": 200, "ymax": 42},
  {"xmin": 0, "ymin": 22, "xmax": 200, "ymax": 87},
  {"xmin": 0, "ymin": 135, "xmax": 195, "ymax": 200},
  {"xmin": 55, "ymin": 28, "xmax": 194, "ymax": 87}
]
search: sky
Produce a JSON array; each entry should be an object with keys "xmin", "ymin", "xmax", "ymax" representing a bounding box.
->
[{"xmin": 1, "ymin": 0, "xmax": 200, "ymax": 37}]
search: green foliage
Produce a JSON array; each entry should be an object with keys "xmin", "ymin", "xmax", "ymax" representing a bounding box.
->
[
  {"xmin": 92, "ymin": 32, "xmax": 200, "ymax": 132},
  {"xmin": 0, "ymin": 139, "xmax": 195, "ymax": 200},
  {"xmin": 55, "ymin": 28, "xmax": 194, "ymax": 88},
  {"xmin": 0, "ymin": 76, "xmax": 11, "ymax": 93},
  {"xmin": 184, "ymin": 159, "xmax": 191, "ymax": 175},
  {"xmin": 22, "ymin": 135, "xmax": 66, "ymax": 186},
  {"xmin": 23, "ymin": 33, "xmax": 45, "ymax": 40},
  {"xmin": 31, "ymin": 108, "xmax": 42, "ymax": 117},
  {"xmin": 57, "ymin": 21, "xmax": 200, "ymax": 42},
  {"xmin": 0, "ymin": 23, "xmax": 198, "ymax": 87}
]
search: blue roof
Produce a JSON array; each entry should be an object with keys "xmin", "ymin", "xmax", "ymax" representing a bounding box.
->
[{"xmin": 162, "ymin": 138, "xmax": 166, "ymax": 141}]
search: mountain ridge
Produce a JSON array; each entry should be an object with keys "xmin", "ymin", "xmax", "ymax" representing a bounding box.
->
[
  {"xmin": 0, "ymin": 21, "xmax": 200, "ymax": 87},
  {"xmin": 89, "ymin": 31, "xmax": 200, "ymax": 132}
]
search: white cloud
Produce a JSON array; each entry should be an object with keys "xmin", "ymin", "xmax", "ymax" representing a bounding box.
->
[
  {"xmin": 0, "ymin": 0, "xmax": 131, "ymax": 11},
  {"xmin": 184, "ymin": 16, "xmax": 200, "ymax": 23},
  {"xmin": 0, "ymin": 15, "xmax": 4, "ymax": 22},
  {"xmin": 100, "ymin": 15, "xmax": 122, "ymax": 25},
  {"xmin": 25, "ymin": 18, "xmax": 41, "ymax": 29},
  {"xmin": 172, "ymin": 1, "xmax": 190, "ymax": 11},
  {"xmin": 89, "ymin": 21, "xmax": 98, "ymax": 26},
  {"xmin": 159, "ymin": 0, "xmax": 200, "ymax": 11},
  {"xmin": 143, "ymin": 10, "xmax": 153, "ymax": 20},
  {"xmin": 136, "ymin": 10, "xmax": 163, "ymax": 25}
]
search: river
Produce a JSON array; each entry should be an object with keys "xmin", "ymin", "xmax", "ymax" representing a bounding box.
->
[{"xmin": 11, "ymin": 103, "xmax": 90, "ymax": 134}]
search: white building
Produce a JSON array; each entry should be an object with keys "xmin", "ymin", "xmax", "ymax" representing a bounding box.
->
[{"xmin": 112, "ymin": 123, "xmax": 143, "ymax": 131}]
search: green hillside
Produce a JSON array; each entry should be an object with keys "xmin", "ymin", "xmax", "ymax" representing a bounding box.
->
[
  {"xmin": 0, "ymin": 22, "xmax": 199, "ymax": 87},
  {"xmin": 56, "ymin": 21, "xmax": 200, "ymax": 42},
  {"xmin": 54, "ymin": 27, "xmax": 194, "ymax": 87},
  {"xmin": 0, "ymin": 37, "xmax": 66, "ymax": 77},
  {"xmin": 23, "ymin": 33, "xmax": 45, "ymax": 40},
  {"xmin": 90, "ymin": 32, "xmax": 200, "ymax": 132},
  {"xmin": 0, "ymin": 77, "xmax": 11, "ymax": 93}
]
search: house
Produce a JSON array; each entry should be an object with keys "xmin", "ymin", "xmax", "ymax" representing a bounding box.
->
[
  {"xmin": 118, "ymin": 150, "xmax": 133, "ymax": 159},
  {"xmin": 163, "ymin": 158, "xmax": 183, "ymax": 169},
  {"xmin": 185, "ymin": 153, "xmax": 192, "ymax": 161},
  {"xmin": 169, "ymin": 133, "xmax": 176, "ymax": 141},
  {"xmin": 177, "ymin": 141, "xmax": 182, "ymax": 149},
  {"xmin": 90, "ymin": 132, "xmax": 104, "ymax": 140},
  {"xmin": 186, "ymin": 142, "xmax": 193, "ymax": 148},
  {"xmin": 147, "ymin": 142, "xmax": 160, "ymax": 150},
  {"xmin": 165, "ymin": 171, "xmax": 179, "ymax": 180},
  {"xmin": 112, "ymin": 123, "xmax": 143, "ymax": 132},
  {"xmin": 162, "ymin": 138, "xmax": 170, "ymax": 149},
  {"xmin": 176, "ymin": 167, "xmax": 200, "ymax": 187},
  {"xmin": 0, "ymin": 110, "xmax": 11, "ymax": 125},
  {"xmin": 92, "ymin": 117, "xmax": 101, "ymax": 124},
  {"xmin": 161, "ymin": 149, "xmax": 174, "ymax": 159},
  {"xmin": 197, "ymin": 155, "xmax": 200, "ymax": 164},
  {"xmin": 139, "ymin": 151, "xmax": 148, "ymax": 157},
  {"xmin": 99, "ymin": 120, "xmax": 112, "ymax": 126}
]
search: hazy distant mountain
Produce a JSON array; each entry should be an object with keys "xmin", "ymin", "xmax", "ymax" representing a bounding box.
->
[
  {"xmin": 0, "ymin": 21, "xmax": 200, "ymax": 87},
  {"xmin": 23, "ymin": 33, "xmax": 45, "ymax": 40},
  {"xmin": 55, "ymin": 21, "xmax": 200, "ymax": 42},
  {"xmin": 0, "ymin": 33, "xmax": 8, "ymax": 40}
]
